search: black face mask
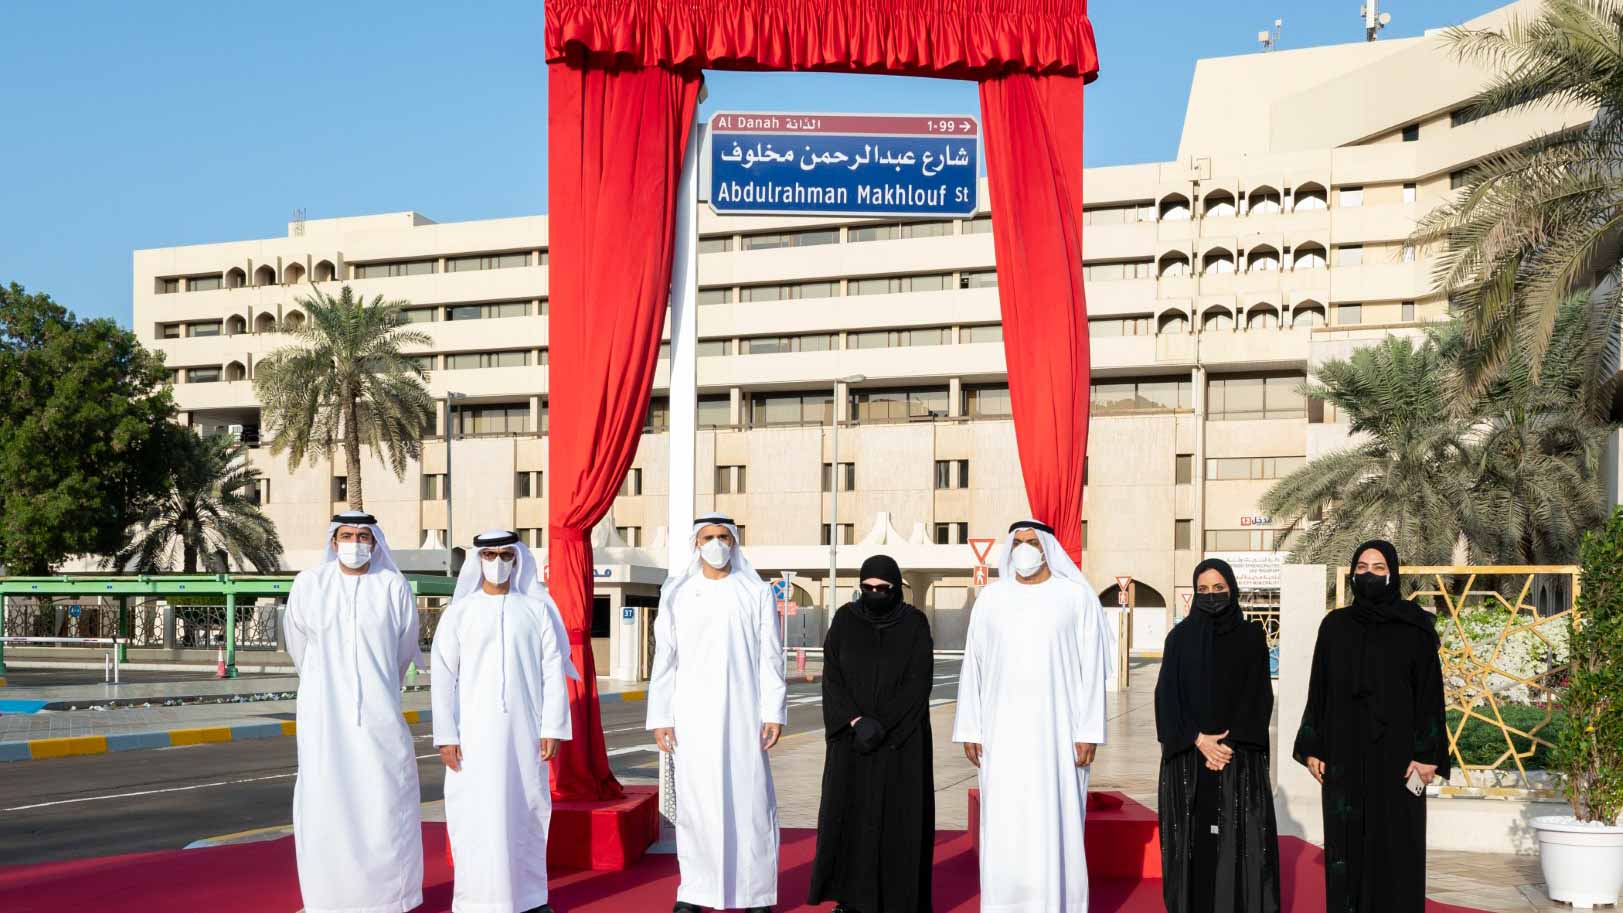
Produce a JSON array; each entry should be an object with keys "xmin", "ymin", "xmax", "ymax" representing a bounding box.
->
[
  {"xmin": 859, "ymin": 588, "xmax": 900, "ymax": 614},
  {"xmin": 1191, "ymin": 592, "xmax": 1230, "ymax": 616},
  {"xmin": 1352, "ymin": 572, "xmax": 1390, "ymax": 601}
]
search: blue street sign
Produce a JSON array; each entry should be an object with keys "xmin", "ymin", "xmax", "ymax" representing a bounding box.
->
[
  {"xmin": 621, "ymin": 607, "xmax": 635, "ymax": 623},
  {"xmin": 709, "ymin": 112, "xmax": 980, "ymax": 219},
  {"xmin": 68, "ymin": 605, "xmax": 81, "ymax": 618}
]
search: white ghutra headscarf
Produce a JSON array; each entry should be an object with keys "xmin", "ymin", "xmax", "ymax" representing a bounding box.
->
[
  {"xmin": 999, "ymin": 518, "xmax": 1115, "ymax": 680},
  {"xmin": 660, "ymin": 512, "xmax": 770, "ymax": 601},
  {"xmin": 453, "ymin": 529, "xmax": 581, "ymax": 681},
  {"xmin": 324, "ymin": 510, "xmax": 402, "ymax": 574}
]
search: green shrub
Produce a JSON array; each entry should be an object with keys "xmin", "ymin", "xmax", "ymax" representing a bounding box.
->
[
  {"xmin": 1446, "ymin": 705, "xmax": 1568, "ymax": 770},
  {"xmin": 1555, "ymin": 507, "xmax": 1623, "ymax": 823}
]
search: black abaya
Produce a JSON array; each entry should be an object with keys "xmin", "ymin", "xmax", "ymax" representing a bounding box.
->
[
  {"xmin": 1293, "ymin": 541, "xmax": 1449, "ymax": 913},
  {"xmin": 1156, "ymin": 559, "xmax": 1281, "ymax": 913},
  {"xmin": 808, "ymin": 601, "xmax": 935, "ymax": 913}
]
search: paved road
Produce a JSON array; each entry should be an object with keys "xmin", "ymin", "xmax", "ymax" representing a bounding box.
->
[{"xmin": 0, "ymin": 662, "xmax": 961, "ymax": 865}]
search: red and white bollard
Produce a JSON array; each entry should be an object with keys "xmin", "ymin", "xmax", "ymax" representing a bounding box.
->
[{"xmin": 215, "ymin": 648, "xmax": 226, "ymax": 679}]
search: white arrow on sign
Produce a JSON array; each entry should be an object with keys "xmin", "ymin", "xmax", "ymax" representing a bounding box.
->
[{"xmin": 959, "ymin": 120, "xmax": 973, "ymax": 131}]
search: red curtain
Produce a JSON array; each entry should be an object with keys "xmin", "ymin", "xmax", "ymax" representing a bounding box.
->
[
  {"xmin": 546, "ymin": 61, "xmax": 701, "ymax": 801},
  {"xmin": 979, "ymin": 72, "xmax": 1090, "ymax": 561}
]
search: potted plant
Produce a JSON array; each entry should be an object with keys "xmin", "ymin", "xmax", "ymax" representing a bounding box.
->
[{"xmin": 1535, "ymin": 507, "xmax": 1623, "ymax": 907}]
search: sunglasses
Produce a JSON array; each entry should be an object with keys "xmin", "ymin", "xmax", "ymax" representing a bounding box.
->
[{"xmin": 859, "ymin": 583, "xmax": 894, "ymax": 594}]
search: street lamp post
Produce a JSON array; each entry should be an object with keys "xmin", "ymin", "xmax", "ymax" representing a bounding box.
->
[
  {"xmin": 828, "ymin": 374, "xmax": 866, "ymax": 614},
  {"xmin": 444, "ymin": 392, "xmax": 466, "ymax": 575}
]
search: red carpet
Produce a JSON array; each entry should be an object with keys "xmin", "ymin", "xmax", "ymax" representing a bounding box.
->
[{"xmin": 0, "ymin": 826, "xmax": 1496, "ymax": 913}]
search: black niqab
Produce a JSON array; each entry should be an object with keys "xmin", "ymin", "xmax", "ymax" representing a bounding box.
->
[
  {"xmin": 1156, "ymin": 558, "xmax": 1245, "ymax": 753},
  {"xmin": 851, "ymin": 554, "xmax": 905, "ymax": 630},
  {"xmin": 1347, "ymin": 540, "xmax": 1438, "ymax": 742}
]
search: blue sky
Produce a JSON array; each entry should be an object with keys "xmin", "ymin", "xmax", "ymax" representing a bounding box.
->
[{"xmin": 1, "ymin": 0, "xmax": 1504, "ymax": 325}]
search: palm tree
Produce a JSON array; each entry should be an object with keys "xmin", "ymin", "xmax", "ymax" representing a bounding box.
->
[
  {"xmin": 1261, "ymin": 336, "xmax": 1471, "ymax": 567},
  {"xmin": 1410, "ymin": 0, "xmax": 1620, "ymax": 414},
  {"xmin": 253, "ymin": 285, "xmax": 434, "ymax": 510},
  {"xmin": 114, "ymin": 428, "xmax": 283, "ymax": 573}
]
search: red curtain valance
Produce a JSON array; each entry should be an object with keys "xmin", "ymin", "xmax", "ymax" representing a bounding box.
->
[{"xmin": 547, "ymin": 0, "xmax": 1098, "ymax": 81}]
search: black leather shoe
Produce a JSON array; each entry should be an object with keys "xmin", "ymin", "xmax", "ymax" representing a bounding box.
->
[
  {"xmin": 672, "ymin": 903, "xmax": 705, "ymax": 913},
  {"xmin": 522, "ymin": 905, "xmax": 555, "ymax": 913},
  {"xmin": 744, "ymin": 908, "xmax": 773, "ymax": 913}
]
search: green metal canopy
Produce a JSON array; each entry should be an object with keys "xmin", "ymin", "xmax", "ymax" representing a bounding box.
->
[{"xmin": 0, "ymin": 573, "xmax": 455, "ymax": 677}]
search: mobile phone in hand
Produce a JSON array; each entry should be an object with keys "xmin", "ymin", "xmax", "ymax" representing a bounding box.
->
[{"xmin": 1405, "ymin": 769, "xmax": 1425, "ymax": 796}]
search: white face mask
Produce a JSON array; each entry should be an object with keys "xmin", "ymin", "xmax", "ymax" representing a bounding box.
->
[
  {"xmin": 336, "ymin": 540, "xmax": 372, "ymax": 569},
  {"xmin": 699, "ymin": 537, "xmax": 732, "ymax": 570},
  {"xmin": 1010, "ymin": 541, "xmax": 1046, "ymax": 578},
  {"xmin": 481, "ymin": 556, "xmax": 514, "ymax": 586}
]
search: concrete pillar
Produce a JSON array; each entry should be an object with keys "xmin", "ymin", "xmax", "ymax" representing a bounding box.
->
[
  {"xmin": 529, "ymin": 395, "xmax": 543, "ymax": 434},
  {"xmin": 1275, "ymin": 563, "xmax": 1327, "ymax": 843},
  {"xmin": 948, "ymin": 377, "xmax": 963, "ymax": 417},
  {"xmin": 729, "ymin": 387, "xmax": 743, "ymax": 427}
]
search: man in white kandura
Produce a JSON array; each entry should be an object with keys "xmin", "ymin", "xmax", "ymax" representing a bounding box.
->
[
  {"xmin": 433, "ymin": 529, "xmax": 577, "ymax": 913},
  {"xmin": 647, "ymin": 513, "xmax": 787, "ymax": 913},
  {"xmin": 283, "ymin": 511, "xmax": 424, "ymax": 913},
  {"xmin": 953, "ymin": 519, "xmax": 1115, "ymax": 913}
]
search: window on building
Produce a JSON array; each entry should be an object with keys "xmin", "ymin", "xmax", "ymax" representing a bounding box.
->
[
  {"xmin": 187, "ymin": 366, "xmax": 222, "ymax": 383},
  {"xmin": 849, "ymin": 220, "xmax": 952, "ymax": 242},
  {"xmin": 1203, "ymin": 528, "xmax": 1283, "ymax": 551},
  {"xmin": 850, "ymin": 387, "xmax": 951, "ymax": 423},
  {"xmin": 187, "ymin": 274, "xmax": 223, "ymax": 292},
  {"xmin": 1338, "ymin": 186, "xmax": 1364, "ymax": 208},
  {"xmin": 1451, "ymin": 169, "xmax": 1470, "ymax": 190},
  {"xmin": 1174, "ymin": 520, "xmax": 1192, "ymax": 550},
  {"xmin": 1336, "ymin": 245, "xmax": 1365, "ymax": 267},
  {"xmin": 849, "ymin": 273, "xmax": 952, "ymax": 296},
  {"xmin": 446, "ymin": 252, "xmax": 530, "ymax": 272},
  {"xmin": 159, "ymin": 323, "xmax": 181, "ymax": 339},
  {"xmin": 695, "ymin": 339, "xmax": 733, "ymax": 357},
  {"xmin": 741, "ymin": 228, "xmax": 840, "ymax": 250},
  {"xmin": 644, "ymin": 397, "xmax": 670, "ymax": 432},
  {"xmin": 962, "ymin": 214, "xmax": 994, "ymax": 234},
  {"xmin": 1082, "ymin": 260, "xmax": 1154, "ymax": 281},
  {"xmin": 743, "ymin": 392, "xmax": 824, "ymax": 428},
  {"xmin": 158, "ymin": 278, "xmax": 180, "ymax": 294},
  {"xmin": 333, "ymin": 476, "xmax": 348, "ymax": 502},
  {"xmin": 1337, "ymin": 304, "xmax": 1363, "ymax": 326},
  {"xmin": 964, "ymin": 383, "xmax": 1013, "ymax": 418},
  {"xmin": 961, "ymin": 324, "xmax": 1002, "ymax": 344},
  {"xmin": 247, "ymin": 478, "xmax": 269, "ymax": 506},
  {"xmin": 454, "ymin": 403, "xmax": 530, "ymax": 435},
  {"xmin": 187, "ymin": 321, "xmax": 223, "ymax": 337},
  {"xmin": 697, "ymin": 395, "xmax": 733, "ymax": 429},
  {"xmin": 822, "ymin": 523, "xmax": 855, "ymax": 546},
  {"xmin": 408, "ymin": 355, "xmax": 436, "ymax": 374},
  {"xmin": 615, "ymin": 526, "xmax": 642, "ymax": 547},
  {"xmin": 1401, "ymin": 123, "xmax": 1420, "ymax": 143},
  {"xmin": 715, "ymin": 465, "xmax": 746, "ymax": 495},
  {"xmin": 1175, "ymin": 454, "xmax": 1193, "ymax": 485},
  {"xmin": 353, "ymin": 260, "xmax": 435, "ymax": 279},
  {"xmin": 740, "ymin": 280, "xmax": 838, "ymax": 302},
  {"xmin": 1205, "ymin": 456, "xmax": 1306, "ymax": 481},
  {"xmin": 1089, "ymin": 316, "xmax": 1154, "ymax": 337},
  {"xmin": 934, "ymin": 459, "xmax": 970, "ymax": 490},
  {"xmin": 514, "ymin": 470, "xmax": 541, "ymax": 499},
  {"xmin": 445, "ymin": 350, "xmax": 530, "ymax": 370},
  {"xmin": 1206, "ymin": 373, "xmax": 1307, "ymax": 421},
  {"xmin": 1083, "ymin": 203, "xmax": 1157, "ymax": 225},
  {"xmin": 697, "ymin": 287, "xmax": 731, "ymax": 306},
  {"xmin": 402, "ymin": 307, "xmax": 438, "ymax": 323},
  {"xmin": 743, "ymin": 333, "xmax": 836, "ymax": 354},
  {"xmin": 619, "ymin": 468, "xmax": 643, "ymax": 497},
  {"xmin": 959, "ymin": 269, "xmax": 998, "ymax": 289},
  {"xmin": 934, "ymin": 522, "xmax": 970, "ymax": 545},
  {"xmin": 698, "ymin": 236, "xmax": 734, "ymax": 254},
  {"xmin": 446, "ymin": 302, "xmax": 529, "ymax": 321},
  {"xmin": 1090, "ymin": 377, "xmax": 1195, "ymax": 414},
  {"xmin": 822, "ymin": 462, "xmax": 856, "ymax": 492},
  {"xmin": 1402, "ymin": 301, "xmax": 1417, "ymax": 322},
  {"xmin": 1450, "ymin": 106, "xmax": 1486, "ymax": 128},
  {"xmin": 1403, "ymin": 183, "xmax": 1418, "ymax": 203},
  {"xmin": 519, "ymin": 528, "xmax": 544, "ymax": 548}
]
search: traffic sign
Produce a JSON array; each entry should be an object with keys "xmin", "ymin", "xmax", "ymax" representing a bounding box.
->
[
  {"xmin": 1181, "ymin": 593, "xmax": 1193, "ymax": 609},
  {"xmin": 973, "ymin": 565, "xmax": 988, "ymax": 587},
  {"xmin": 1115, "ymin": 575, "xmax": 1133, "ymax": 591},
  {"xmin": 621, "ymin": 607, "xmax": 636, "ymax": 623},
  {"xmin": 968, "ymin": 538, "xmax": 997, "ymax": 564},
  {"xmin": 710, "ymin": 112, "xmax": 980, "ymax": 218},
  {"xmin": 775, "ymin": 571, "xmax": 799, "ymax": 617}
]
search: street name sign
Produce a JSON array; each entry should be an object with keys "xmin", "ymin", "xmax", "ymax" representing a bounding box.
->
[{"xmin": 709, "ymin": 112, "xmax": 980, "ymax": 218}]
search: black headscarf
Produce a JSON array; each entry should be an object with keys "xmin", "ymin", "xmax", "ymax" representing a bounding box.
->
[
  {"xmin": 1156, "ymin": 558, "xmax": 1244, "ymax": 754},
  {"xmin": 851, "ymin": 554, "xmax": 907, "ymax": 629},
  {"xmin": 1346, "ymin": 539, "xmax": 1438, "ymax": 741}
]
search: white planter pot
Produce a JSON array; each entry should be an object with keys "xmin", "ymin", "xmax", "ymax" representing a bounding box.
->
[{"xmin": 1532, "ymin": 815, "xmax": 1623, "ymax": 909}]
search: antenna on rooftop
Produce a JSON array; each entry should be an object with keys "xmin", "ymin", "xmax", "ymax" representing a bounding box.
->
[
  {"xmin": 292, "ymin": 207, "xmax": 307, "ymax": 237},
  {"xmin": 1360, "ymin": 1, "xmax": 1391, "ymax": 41},
  {"xmin": 1259, "ymin": 18, "xmax": 1282, "ymax": 52}
]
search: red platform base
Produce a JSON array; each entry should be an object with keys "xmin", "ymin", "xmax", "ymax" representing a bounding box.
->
[
  {"xmin": 968, "ymin": 788, "xmax": 1162, "ymax": 879},
  {"xmin": 446, "ymin": 785, "xmax": 659, "ymax": 872}
]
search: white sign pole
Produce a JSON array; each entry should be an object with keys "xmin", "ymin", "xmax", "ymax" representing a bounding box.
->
[{"xmin": 654, "ymin": 104, "xmax": 703, "ymax": 857}]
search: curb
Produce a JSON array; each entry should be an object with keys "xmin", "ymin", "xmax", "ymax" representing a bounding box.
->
[{"xmin": 0, "ymin": 709, "xmax": 432, "ymax": 763}]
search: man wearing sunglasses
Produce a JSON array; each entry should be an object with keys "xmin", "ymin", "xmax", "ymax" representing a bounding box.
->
[{"xmin": 433, "ymin": 530, "xmax": 573, "ymax": 913}]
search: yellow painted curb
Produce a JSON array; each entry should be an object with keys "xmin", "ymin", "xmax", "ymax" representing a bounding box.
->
[
  {"xmin": 169, "ymin": 726, "xmax": 233, "ymax": 747},
  {"xmin": 30, "ymin": 735, "xmax": 108, "ymax": 760},
  {"xmin": 280, "ymin": 720, "xmax": 297, "ymax": 736},
  {"xmin": 0, "ymin": 676, "xmax": 8, "ymax": 687},
  {"xmin": 402, "ymin": 710, "xmax": 421, "ymax": 724},
  {"xmin": 616, "ymin": 691, "xmax": 648, "ymax": 702}
]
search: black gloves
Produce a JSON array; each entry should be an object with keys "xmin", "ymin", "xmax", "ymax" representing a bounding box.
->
[{"xmin": 852, "ymin": 717, "xmax": 886, "ymax": 753}]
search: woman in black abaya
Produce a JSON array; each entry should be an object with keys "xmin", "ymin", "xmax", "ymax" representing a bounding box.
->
[
  {"xmin": 1155, "ymin": 557, "xmax": 1281, "ymax": 913},
  {"xmin": 808, "ymin": 554, "xmax": 935, "ymax": 913},
  {"xmin": 1294, "ymin": 540, "xmax": 1449, "ymax": 913}
]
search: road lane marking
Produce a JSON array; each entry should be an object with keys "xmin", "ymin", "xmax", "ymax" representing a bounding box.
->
[{"xmin": 606, "ymin": 744, "xmax": 658, "ymax": 757}]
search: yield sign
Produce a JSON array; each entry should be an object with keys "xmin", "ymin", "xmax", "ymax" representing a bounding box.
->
[
  {"xmin": 1115, "ymin": 575, "xmax": 1133, "ymax": 591},
  {"xmin": 968, "ymin": 538, "xmax": 997, "ymax": 564},
  {"xmin": 1181, "ymin": 593, "xmax": 1193, "ymax": 609}
]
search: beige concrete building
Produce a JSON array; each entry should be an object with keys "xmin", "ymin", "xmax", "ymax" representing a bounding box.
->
[{"xmin": 132, "ymin": 2, "xmax": 1591, "ymax": 671}]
